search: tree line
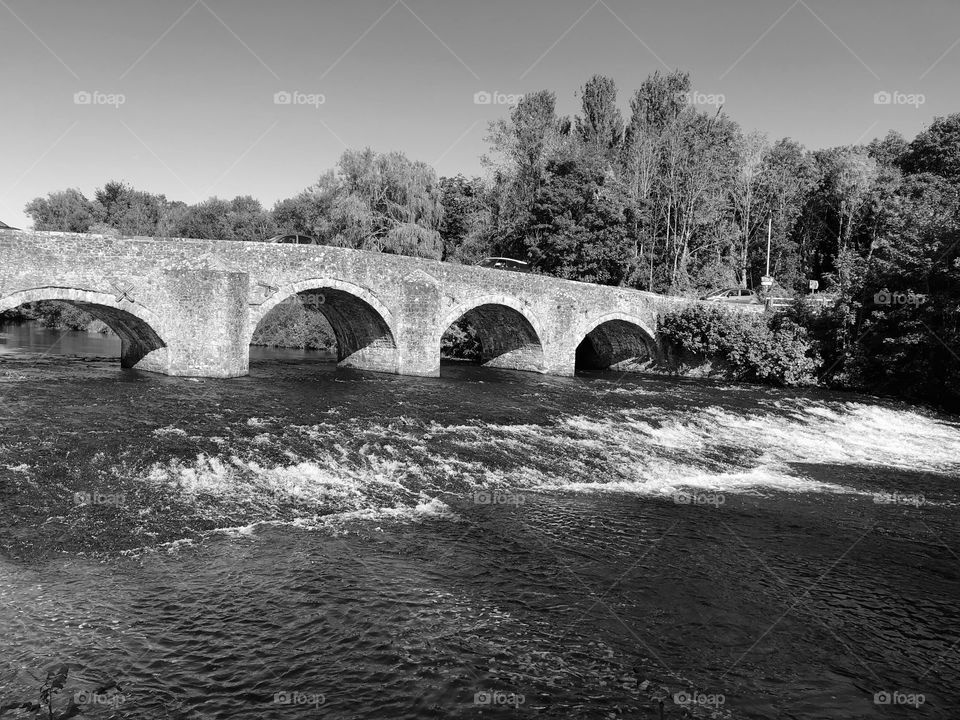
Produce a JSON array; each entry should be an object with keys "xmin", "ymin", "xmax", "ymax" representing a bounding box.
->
[{"xmin": 21, "ymin": 69, "xmax": 960, "ymax": 409}]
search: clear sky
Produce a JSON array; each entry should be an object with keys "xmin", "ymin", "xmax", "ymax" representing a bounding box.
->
[{"xmin": 1, "ymin": 0, "xmax": 958, "ymax": 229}]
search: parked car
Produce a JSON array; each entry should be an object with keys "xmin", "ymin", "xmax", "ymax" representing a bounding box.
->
[
  {"xmin": 478, "ymin": 257, "xmax": 532, "ymax": 273},
  {"xmin": 701, "ymin": 288, "xmax": 763, "ymax": 305},
  {"xmin": 264, "ymin": 234, "xmax": 321, "ymax": 245}
]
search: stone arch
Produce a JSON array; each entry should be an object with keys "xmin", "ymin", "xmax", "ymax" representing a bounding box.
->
[
  {"xmin": 439, "ymin": 294, "xmax": 546, "ymax": 373},
  {"xmin": 0, "ymin": 287, "xmax": 169, "ymax": 370},
  {"xmin": 574, "ymin": 312, "xmax": 658, "ymax": 373},
  {"xmin": 247, "ymin": 278, "xmax": 399, "ymax": 373}
]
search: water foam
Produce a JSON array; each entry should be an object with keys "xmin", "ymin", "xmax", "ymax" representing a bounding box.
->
[{"xmin": 123, "ymin": 396, "xmax": 957, "ymax": 537}]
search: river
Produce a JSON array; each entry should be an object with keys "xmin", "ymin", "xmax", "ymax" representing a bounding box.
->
[{"xmin": 1, "ymin": 323, "xmax": 958, "ymax": 719}]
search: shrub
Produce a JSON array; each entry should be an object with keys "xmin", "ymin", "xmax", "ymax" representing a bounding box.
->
[
  {"xmin": 441, "ymin": 318, "xmax": 481, "ymax": 361},
  {"xmin": 251, "ymin": 300, "xmax": 336, "ymax": 351},
  {"xmin": 775, "ymin": 298, "xmax": 847, "ymax": 384},
  {"xmin": 0, "ymin": 301, "xmax": 110, "ymax": 333},
  {"xmin": 659, "ymin": 304, "xmax": 820, "ymax": 386}
]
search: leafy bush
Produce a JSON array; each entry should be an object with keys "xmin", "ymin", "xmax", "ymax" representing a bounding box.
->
[
  {"xmin": 775, "ymin": 298, "xmax": 847, "ymax": 383},
  {"xmin": 251, "ymin": 300, "xmax": 336, "ymax": 351},
  {"xmin": 0, "ymin": 301, "xmax": 111, "ymax": 333},
  {"xmin": 659, "ymin": 304, "xmax": 819, "ymax": 386},
  {"xmin": 441, "ymin": 319, "xmax": 481, "ymax": 361}
]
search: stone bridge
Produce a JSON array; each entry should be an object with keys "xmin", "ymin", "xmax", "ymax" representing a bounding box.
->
[{"xmin": 0, "ymin": 229, "xmax": 710, "ymax": 378}]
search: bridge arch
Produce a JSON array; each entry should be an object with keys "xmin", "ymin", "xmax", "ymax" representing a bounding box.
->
[
  {"xmin": 573, "ymin": 311, "xmax": 658, "ymax": 373},
  {"xmin": 247, "ymin": 278, "xmax": 399, "ymax": 373},
  {"xmin": 439, "ymin": 294, "xmax": 546, "ymax": 373},
  {"xmin": 0, "ymin": 287, "xmax": 169, "ymax": 370}
]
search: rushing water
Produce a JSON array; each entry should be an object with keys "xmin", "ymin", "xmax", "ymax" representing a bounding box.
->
[{"xmin": 1, "ymin": 323, "xmax": 958, "ymax": 720}]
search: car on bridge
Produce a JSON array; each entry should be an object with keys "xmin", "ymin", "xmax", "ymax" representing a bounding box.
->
[
  {"xmin": 701, "ymin": 288, "xmax": 763, "ymax": 305},
  {"xmin": 265, "ymin": 234, "xmax": 321, "ymax": 245},
  {"xmin": 478, "ymin": 257, "xmax": 532, "ymax": 273}
]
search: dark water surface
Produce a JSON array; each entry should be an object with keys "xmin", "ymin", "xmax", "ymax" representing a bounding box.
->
[{"xmin": 1, "ymin": 324, "xmax": 958, "ymax": 719}]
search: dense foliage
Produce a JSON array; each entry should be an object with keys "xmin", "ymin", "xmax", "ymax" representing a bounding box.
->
[
  {"xmin": 3, "ymin": 302, "xmax": 110, "ymax": 333},
  {"xmin": 249, "ymin": 301, "xmax": 337, "ymax": 351},
  {"xmin": 659, "ymin": 305, "xmax": 818, "ymax": 387}
]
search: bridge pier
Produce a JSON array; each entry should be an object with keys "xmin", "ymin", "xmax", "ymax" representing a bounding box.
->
[
  {"xmin": 158, "ymin": 269, "xmax": 250, "ymax": 378},
  {"xmin": 542, "ymin": 343, "xmax": 577, "ymax": 377},
  {"xmin": 393, "ymin": 269, "xmax": 443, "ymax": 377}
]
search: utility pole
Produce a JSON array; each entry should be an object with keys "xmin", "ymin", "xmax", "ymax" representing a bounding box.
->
[
  {"xmin": 765, "ymin": 216, "xmax": 772, "ymax": 278},
  {"xmin": 760, "ymin": 216, "xmax": 774, "ymax": 296}
]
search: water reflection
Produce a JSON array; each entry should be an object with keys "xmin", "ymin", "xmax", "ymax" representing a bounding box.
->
[{"xmin": 0, "ymin": 322, "xmax": 120, "ymax": 356}]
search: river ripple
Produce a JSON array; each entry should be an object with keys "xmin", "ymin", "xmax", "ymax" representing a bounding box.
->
[{"xmin": 1, "ymin": 324, "xmax": 958, "ymax": 719}]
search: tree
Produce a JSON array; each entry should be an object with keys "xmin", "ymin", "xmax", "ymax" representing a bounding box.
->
[
  {"xmin": 658, "ymin": 109, "xmax": 740, "ymax": 292},
  {"xmin": 803, "ymin": 148, "xmax": 878, "ymax": 276},
  {"xmin": 756, "ymin": 138, "xmax": 819, "ymax": 291},
  {"xmin": 94, "ymin": 181, "xmax": 168, "ymax": 236},
  {"xmin": 730, "ymin": 131, "xmax": 770, "ymax": 288},
  {"xmin": 847, "ymin": 173, "xmax": 960, "ymax": 407},
  {"xmin": 525, "ymin": 157, "xmax": 633, "ymax": 285},
  {"xmin": 169, "ymin": 196, "xmax": 276, "ymax": 241},
  {"xmin": 867, "ymin": 130, "xmax": 909, "ymax": 168},
  {"xmin": 224, "ymin": 196, "xmax": 278, "ymax": 241},
  {"xmin": 156, "ymin": 201, "xmax": 189, "ymax": 237},
  {"xmin": 575, "ymin": 75, "xmax": 624, "ymax": 163},
  {"xmin": 24, "ymin": 189, "xmax": 100, "ymax": 232},
  {"xmin": 621, "ymin": 70, "xmax": 691, "ymax": 289},
  {"xmin": 438, "ymin": 175, "xmax": 493, "ymax": 263},
  {"xmin": 629, "ymin": 70, "xmax": 690, "ymax": 135},
  {"xmin": 173, "ymin": 197, "xmax": 231, "ymax": 240},
  {"xmin": 272, "ymin": 170, "xmax": 340, "ymax": 238},
  {"xmin": 901, "ymin": 113, "xmax": 960, "ymax": 183},
  {"xmin": 484, "ymin": 90, "xmax": 571, "ymax": 258},
  {"xmin": 331, "ymin": 148, "xmax": 444, "ymax": 259}
]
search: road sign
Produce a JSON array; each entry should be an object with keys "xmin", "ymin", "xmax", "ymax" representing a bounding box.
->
[
  {"xmin": 760, "ymin": 275, "xmax": 774, "ymax": 288},
  {"xmin": 809, "ymin": 280, "xmax": 819, "ymax": 292}
]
